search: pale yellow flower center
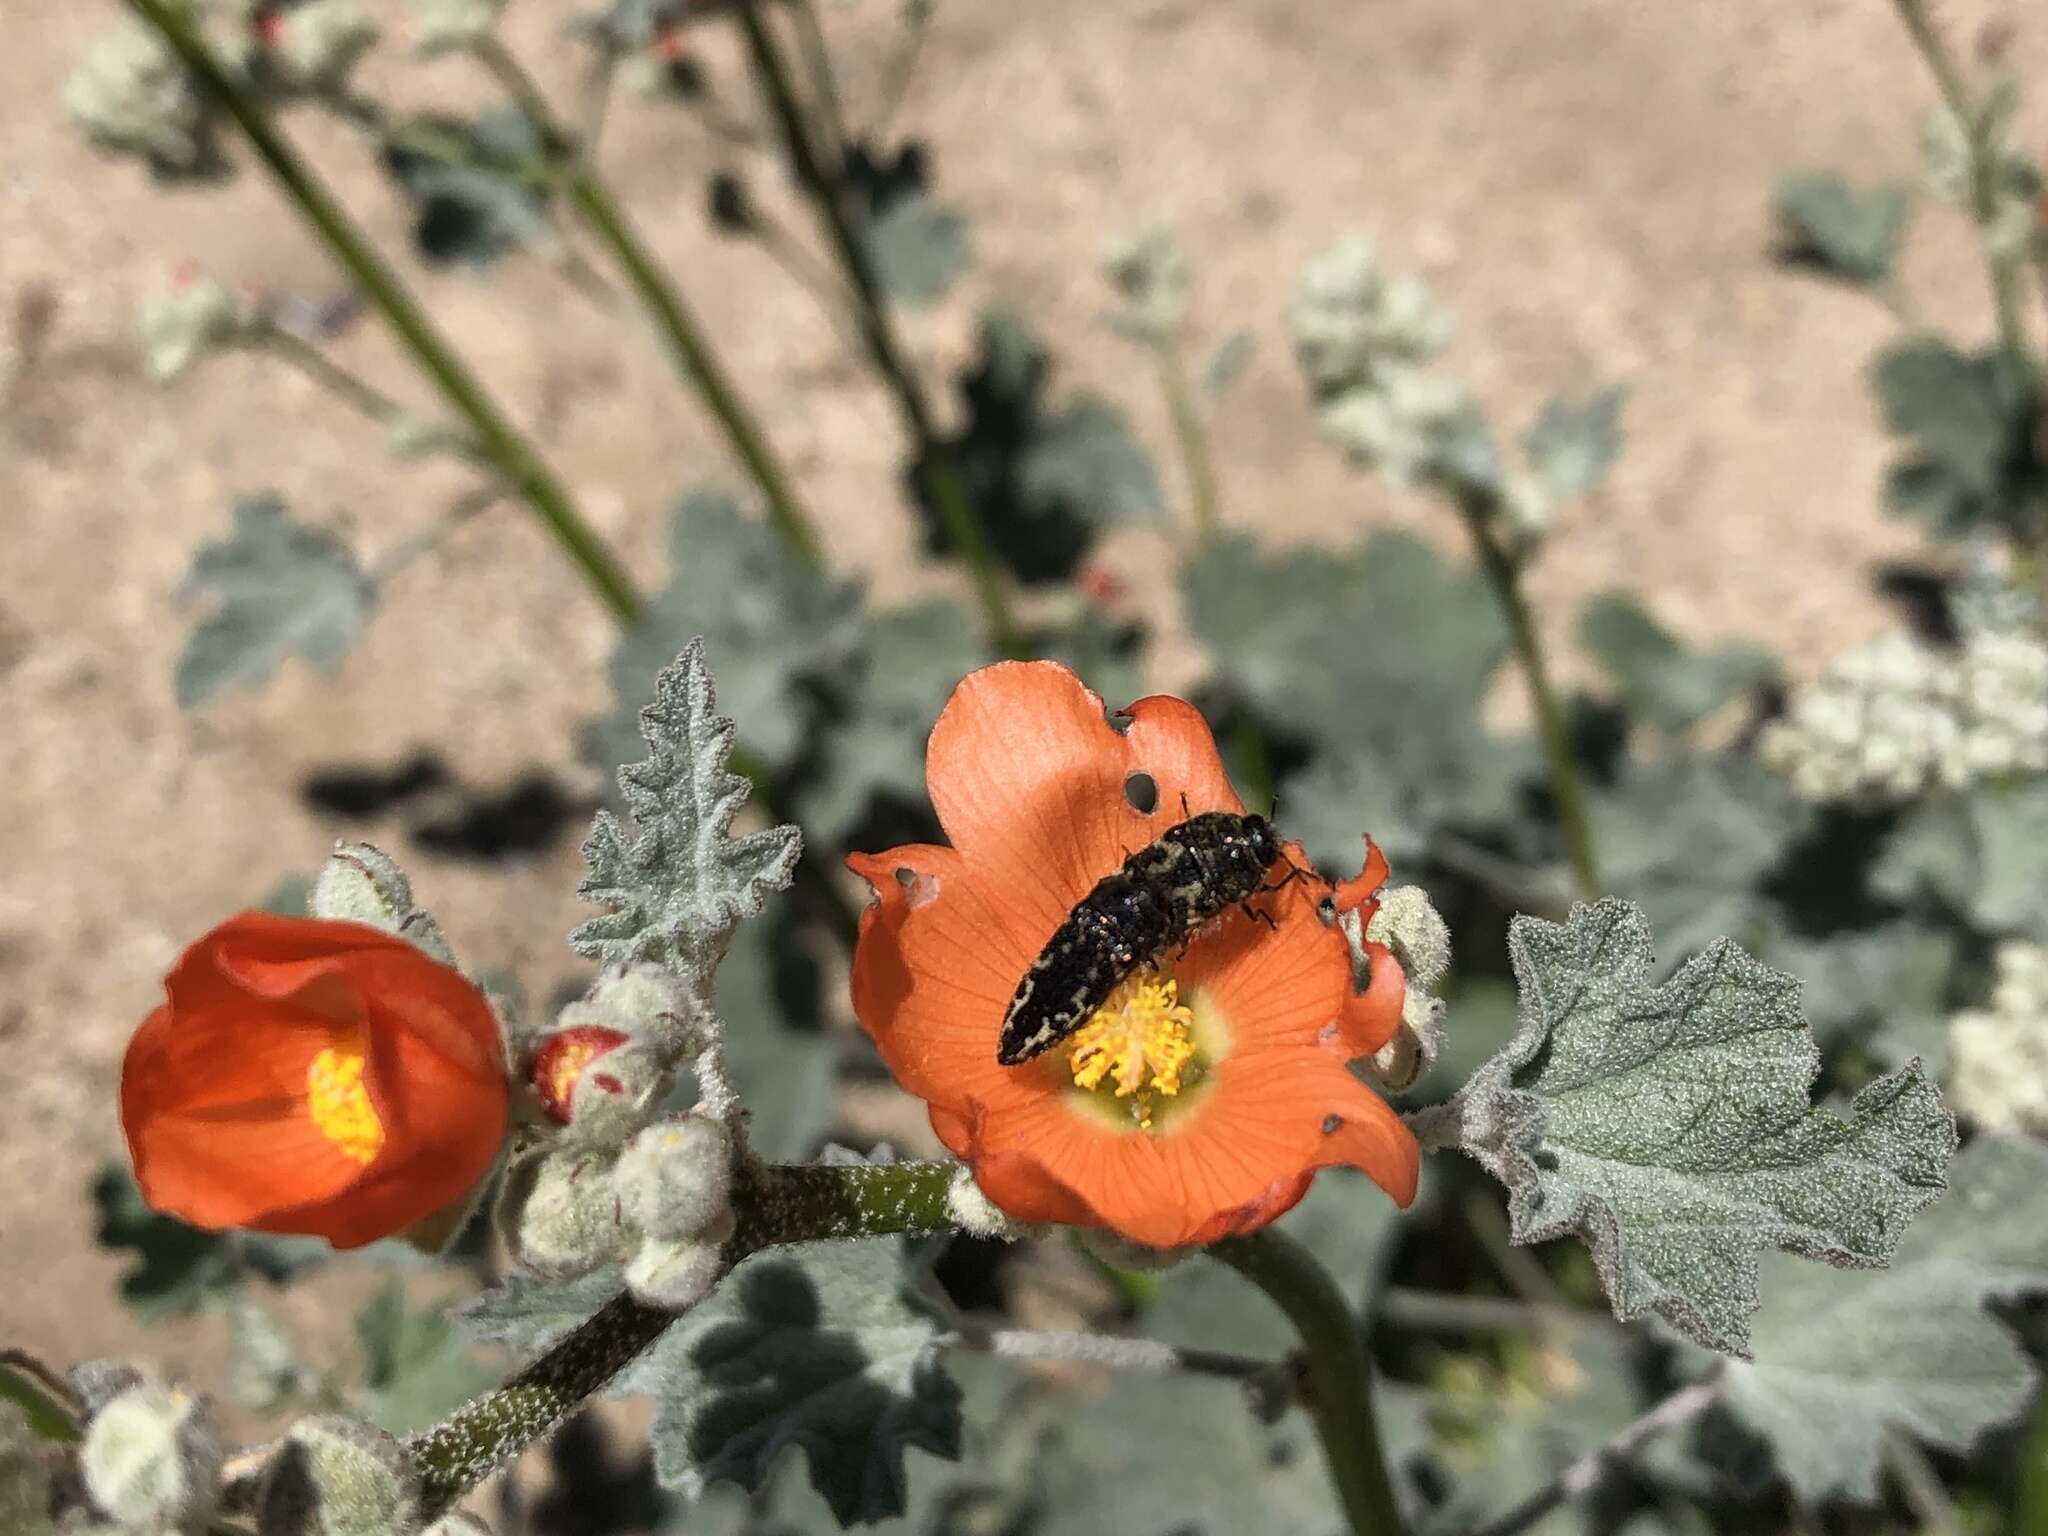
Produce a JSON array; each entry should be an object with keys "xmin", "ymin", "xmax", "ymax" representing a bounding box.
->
[
  {"xmin": 307, "ymin": 1037, "xmax": 384, "ymax": 1166},
  {"xmin": 1067, "ymin": 971, "xmax": 1199, "ymax": 1130}
]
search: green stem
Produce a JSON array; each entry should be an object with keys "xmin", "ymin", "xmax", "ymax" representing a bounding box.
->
[
  {"xmin": 2014, "ymin": 1384, "xmax": 2048, "ymax": 1536},
  {"xmin": 124, "ymin": 0, "xmax": 641, "ymax": 627},
  {"xmin": 473, "ymin": 39, "xmax": 827, "ymax": 573},
  {"xmin": 407, "ymin": 1160, "xmax": 957, "ymax": 1518},
  {"xmin": 1890, "ymin": 0, "xmax": 2032, "ymax": 369},
  {"xmin": 1159, "ymin": 338, "xmax": 1221, "ymax": 541},
  {"xmin": 732, "ymin": 0, "xmax": 1024, "ymax": 657},
  {"xmin": 1464, "ymin": 503, "xmax": 1600, "ymax": 901},
  {"xmin": 1211, "ymin": 1229, "xmax": 1407, "ymax": 1536}
]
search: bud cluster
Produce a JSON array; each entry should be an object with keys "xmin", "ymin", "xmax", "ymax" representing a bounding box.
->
[
  {"xmin": 1947, "ymin": 941, "xmax": 2048, "ymax": 1137},
  {"xmin": 1289, "ymin": 239, "xmax": 1554, "ymax": 543},
  {"xmin": 499, "ymin": 960, "xmax": 736, "ymax": 1310},
  {"xmin": 1758, "ymin": 628, "xmax": 2048, "ymax": 807}
]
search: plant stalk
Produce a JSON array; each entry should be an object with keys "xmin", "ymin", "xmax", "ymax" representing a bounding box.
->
[
  {"xmin": 1464, "ymin": 505, "xmax": 1600, "ymax": 900},
  {"xmin": 473, "ymin": 38, "xmax": 827, "ymax": 573},
  {"xmin": 1159, "ymin": 338, "xmax": 1221, "ymax": 541},
  {"xmin": 407, "ymin": 1159, "xmax": 958, "ymax": 1517},
  {"xmin": 125, "ymin": 0, "xmax": 641, "ymax": 626},
  {"xmin": 1211, "ymin": 1228, "xmax": 1407, "ymax": 1536},
  {"xmin": 731, "ymin": 0, "xmax": 1024, "ymax": 656}
]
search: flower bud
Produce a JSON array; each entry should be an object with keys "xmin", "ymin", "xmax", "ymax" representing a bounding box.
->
[
  {"xmin": 310, "ymin": 843, "xmax": 457, "ymax": 964},
  {"xmin": 1365, "ymin": 885, "xmax": 1451, "ymax": 992},
  {"xmin": 139, "ymin": 266, "xmax": 241, "ymax": 382},
  {"xmin": 81, "ymin": 1383, "xmax": 222, "ymax": 1534},
  {"xmin": 613, "ymin": 1115, "xmax": 733, "ymax": 1244},
  {"xmin": 586, "ymin": 963, "xmax": 704, "ymax": 1055},
  {"xmin": 623, "ymin": 1231, "xmax": 726, "ymax": 1312},
  {"xmin": 67, "ymin": 1362, "xmax": 145, "ymax": 1419},
  {"xmin": 499, "ymin": 1148, "xmax": 631, "ymax": 1279},
  {"xmin": 945, "ymin": 1165, "xmax": 1020, "ymax": 1241},
  {"xmin": 259, "ymin": 1417, "xmax": 417, "ymax": 1536},
  {"xmin": 531, "ymin": 1025, "xmax": 632, "ymax": 1126}
]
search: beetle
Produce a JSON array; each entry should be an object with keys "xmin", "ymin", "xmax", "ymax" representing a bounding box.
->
[{"xmin": 996, "ymin": 809, "xmax": 1298, "ymax": 1065}]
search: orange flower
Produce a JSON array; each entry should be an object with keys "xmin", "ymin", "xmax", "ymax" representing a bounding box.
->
[
  {"xmin": 122, "ymin": 913, "xmax": 509, "ymax": 1250},
  {"xmin": 848, "ymin": 661, "xmax": 1420, "ymax": 1248}
]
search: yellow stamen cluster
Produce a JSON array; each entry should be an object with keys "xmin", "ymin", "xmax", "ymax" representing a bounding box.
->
[
  {"xmin": 1067, "ymin": 971, "xmax": 1198, "ymax": 1130},
  {"xmin": 307, "ymin": 1039, "xmax": 384, "ymax": 1166}
]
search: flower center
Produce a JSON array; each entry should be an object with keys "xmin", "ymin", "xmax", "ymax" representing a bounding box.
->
[
  {"xmin": 307, "ymin": 1038, "xmax": 384, "ymax": 1166},
  {"xmin": 1067, "ymin": 971, "xmax": 1199, "ymax": 1130}
]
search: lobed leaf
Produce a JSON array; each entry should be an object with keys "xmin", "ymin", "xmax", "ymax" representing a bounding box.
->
[
  {"xmin": 1772, "ymin": 172, "xmax": 1912, "ymax": 285},
  {"xmin": 1725, "ymin": 1135, "xmax": 2048, "ymax": 1500},
  {"xmin": 585, "ymin": 491, "xmax": 863, "ymax": 777},
  {"xmin": 1524, "ymin": 386, "xmax": 1627, "ymax": 501},
  {"xmin": 1872, "ymin": 336, "xmax": 2046, "ymax": 543},
  {"xmin": 845, "ymin": 140, "xmax": 970, "ymax": 307},
  {"xmin": 1579, "ymin": 594, "xmax": 1775, "ymax": 736},
  {"xmin": 1874, "ymin": 778, "xmax": 2048, "ymax": 938},
  {"xmin": 572, "ymin": 638, "xmax": 802, "ymax": 974},
  {"xmin": 353, "ymin": 1285, "xmax": 497, "ymax": 1435},
  {"xmin": 1445, "ymin": 899, "xmax": 1955, "ymax": 1356},
  {"xmin": 174, "ymin": 496, "xmax": 374, "ymax": 708},
  {"xmin": 380, "ymin": 109, "xmax": 551, "ymax": 269},
  {"xmin": 91, "ymin": 1162, "xmax": 324, "ymax": 1321},
  {"xmin": 615, "ymin": 1241, "xmax": 963, "ymax": 1525}
]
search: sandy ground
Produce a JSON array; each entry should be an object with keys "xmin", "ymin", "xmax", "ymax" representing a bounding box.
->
[{"xmin": 3, "ymin": 0, "xmax": 2041, "ymax": 1415}]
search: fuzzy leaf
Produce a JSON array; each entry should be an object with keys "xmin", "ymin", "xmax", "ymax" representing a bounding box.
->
[
  {"xmin": 381, "ymin": 109, "xmax": 551, "ymax": 268},
  {"xmin": 1773, "ymin": 173, "xmax": 1912, "ymax": 284},
  {"xmin": 586, "ymin": 492, "xmax": 862, "ymax": 776},
  {"xmin": 91, "ymin": 1163, "xmax": 324, "ymax": 1320},
  {"xmin": 1873, "ymin": 337, "xmax": 2045, "ymax": 542},
  {"xmin": 616, "ymin": 1241, "xmax": 962, "ymax": 1525},
  {"xmin": 353, "ymin": 1286, "xmax": 498, "ymax": 1435},
  {"xmin": 1524, "ymin": 386, "xmax": 1626, "ymax": 500},
  {"xmin": 1019, "ymin": 397, "xmax": 1165, "ymax": 525},
  {"xmin": 914, "ymin": 310, "xmax": 1163, "ymax": 584},
  {"xmin": 1725, "ymin": 1135, "xmax": 2048, "ymax": 1500},
  {"xmin": 845, "ymin": 140, "xmax": 969, "ymax": 307},
  {"xmin": 1592, "ymin": 755, "xmax": 1808, "ymax": 966},
  {"xmin": 1446, "ymin": 899, "xmax": 1955, "ymax": 1356},
  {"xmin": 174, "ymin": 497, "xmax": 374, "ymax": 708},
  {"xmin": 1579, "ymin": 595, "xmax": 1775, "ymax": 735},
  {"xmin": 797, "ymin": 600, "xmax": 988, "ymax": 846},
  {"xmin": 573, "ymin": 638, "xmax": 802, "ymax": 973},
  {"xmin": 463, "ymin": 1266, "xmax": 626, "ymax": 1355},
  {"xmin": 1875, "ymin": 779, "xmax": 2048, "ymax": 937}
]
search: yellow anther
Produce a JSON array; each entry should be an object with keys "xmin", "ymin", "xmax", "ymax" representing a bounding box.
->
[
  {"xmin": 307, "ymin": 1037, "xmax": 385, "ymax": 1166},
  {"xmin": 1067, "ymin": 971, "xmax": 1199, "ymax": 1130}
]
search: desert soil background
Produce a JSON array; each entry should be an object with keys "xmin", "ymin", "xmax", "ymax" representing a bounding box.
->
[{"xmin": 3, "ymin": 0, "xmax": 2042, "ymax": 1418}]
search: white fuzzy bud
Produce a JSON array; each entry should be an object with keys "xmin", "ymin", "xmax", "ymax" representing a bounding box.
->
[
  {"xmin": 423, "ymin": 1515, "xmax": 497, "ymax": 1536},
  {"xmin": 310, "ymin": 842, "xmax": 457, "ymax": 964},
  {"xmin": 1947, "ymin": 942, "xmax": 2048, "ymax": 1136},
  {"xmin": 613, "ymin": 1115, "xmax": 733, "ymax": 1243},
  {"xmin": 945, "ymin": 1165, "xmax": 1021, "ymax": 1240},
  {"xmin": 1498, "ymin": 472, "xmax": 1555, "ymax": 544},
  {"xmin": 81, "ymin": 1384, "xmax": 222, "ymax": 1534},
  {"xmin": 1365, "ymin": 885, "xmax": 1452, "ymax": 991},
  {"xmin": 499, "ymin": 1147, "xmax": 631, "ymax": 1279},
  {"xmin": 0, "ymin": 1406, "xmax": 55, "ymax": 1536},
  {"xmin": 624, "ymin": 1230, "xmax": 727, "ymax": 1312},
  {"xmin": 267, "ymin": 1, "xmax": 379, "ymax": 94},
  {"xmin": 139, "ymin": 268, "xmax": 242, "ymax": 382},
  {"xmin": 258, "ymin": 1417, "xmax": 417, "ymax": 1536},
  {"xmin": 65, "ymin": 22, "xmax": 211, "ymax": 173},
  {"xmin": 585, "ymin": 963, "xmax": 709, "ymax": 1059}
]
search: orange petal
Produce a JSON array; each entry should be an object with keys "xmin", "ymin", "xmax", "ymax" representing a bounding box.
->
[
  {"xmin": 1174, "ymin": 876, "xmax": 1353, "ymax": 1055},
  {"xmin": 922, "ymin": 663, "xmax": 1247, "ymax": 959}
]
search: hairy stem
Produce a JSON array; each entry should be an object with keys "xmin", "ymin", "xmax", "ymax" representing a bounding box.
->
[
  {"xmin": 1463, "ymin": 1380, "xmax": 1721, "ymax": 1536},
  {"xmin": 408, "ymin": 1159, "xmax": 958, "ymax": 1518},
  {"xmin": 124, "ymin": 0, "xmax": 641, "ymax": 626},
  {"xmin": 1889, "ymin": 0, "xmax": 2032, "ymax": 370},
  {"xmin": 1463, "ymin": 502, "xmax": 1600, "ymax": 900},
  {"xmin": 1159, "ymin": 338, "xmax": 1221, "ymax": 541},
  {"xmin": 473, "ymin": 39, "xmax": 827, "ymax": 572},
  {"xmin": 1211, "ymin": 1228, "xmax": 1407, "ymax": 1536},
  {"xmin": 949, "ymin": 1325, "xmax": 1278, "ymax": 1383},
  {"xmin": 732, "ymin": 0, "xmax": 1024, "ymax": 656}
]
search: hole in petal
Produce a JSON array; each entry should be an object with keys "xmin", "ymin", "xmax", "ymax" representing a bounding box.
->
[
  {"xmin": 1321, "ymin": 1113, "xmax": 1343, "ymax": 1135},
  {"xmin": 894, "ymin": 867, "xmax": 942, "ymax": 909},
  {"xmin": 1123, "ymin": 771, "xmax": 1158, "ymax": 815}
]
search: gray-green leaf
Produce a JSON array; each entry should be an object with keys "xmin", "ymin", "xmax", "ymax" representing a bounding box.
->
[
  {"xmin": 174, "ymin": 497, "xmax": 374, "ymax": 708},
  {"xmin": 864, "ymin": 198, "xmax": 969, "ymax": 307},
  {"xmin": 1524, "ymin": 386, "xmax": 1626, "ymax": 501},
  {"xmin": 586, "ymin": 491, "xmax": 862, "ymax": 776},
  {"xmin": 353, "ymin": 1285, "xmax": 497, "ymax": 1435},
  {"xmin": 615, "ymin": 1241, "xmax": 962, "ymax": 1525},
  {"xmin": 1773, "ymin": 172, "xmax": 1912, "ymax": 285},
  {"xmin": 572, "ymin": 638, "xmax": 802, "ymax": 973},
  {"xmin": 1725, "ymin": 1135, "xmax": 2048, "ymax": 1500},
  {"xmin": 1445, "ymin": 899, "xmax": 1955, "ymax": 1356},
  {"xmin": 1020, "ymin": 397, "xmax": 1166, "ymax": 525},
  {"xmin": 1875, "ymin": 778, "xmax": 2048, "ymax": 937},
  {"xmin": 1872, "ymin": 337, "xmax": 2043, "ymax": 542},
  {"xmin": 463, "ymin": 1266, "xmax": 626, "ymax": 1355},
  {"xmin": 1579, "ymin": 595, "xmax": 1775, "ymax": 736}
]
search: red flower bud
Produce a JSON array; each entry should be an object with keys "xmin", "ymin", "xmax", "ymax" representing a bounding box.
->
[{"xmin": 531, "ymin": 1025, "xmax": 633, "ymax": 1125}]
